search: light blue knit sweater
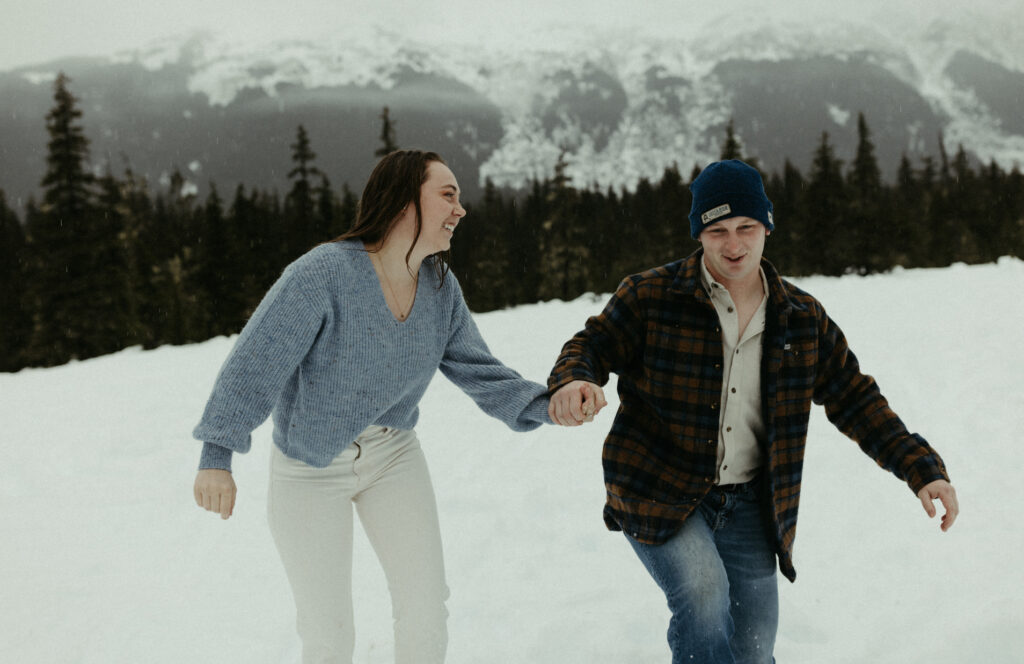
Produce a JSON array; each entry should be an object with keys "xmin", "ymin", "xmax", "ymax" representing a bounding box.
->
[{"xmin": 193, "ymin": 240, "xmax": 552, "ymax": 471}]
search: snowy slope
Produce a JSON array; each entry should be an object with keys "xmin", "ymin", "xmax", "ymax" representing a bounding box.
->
[{"xmin": 2, "ymin": 257, "xmax": 1023, "ymax": 663}]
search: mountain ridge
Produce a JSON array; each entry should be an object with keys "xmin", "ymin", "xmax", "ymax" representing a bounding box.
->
[{"xmin": 2, "ymin": 15, "xmax": 1021, "ymax": 210}]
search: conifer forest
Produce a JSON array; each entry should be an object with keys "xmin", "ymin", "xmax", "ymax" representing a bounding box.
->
[{"xmin": 2, "ymin": 73, "xmax": 1022, "ymax": 372}]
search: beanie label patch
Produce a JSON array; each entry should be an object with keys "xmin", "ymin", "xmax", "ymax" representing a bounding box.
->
[{"xmin": 701, "ymin": 203, "xmax": 732, "ymax": 225}]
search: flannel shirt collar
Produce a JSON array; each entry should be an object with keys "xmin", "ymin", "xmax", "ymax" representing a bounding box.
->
[{"xmin": 672, "ymin": 248, "xmax": 806, "ymax": 316}]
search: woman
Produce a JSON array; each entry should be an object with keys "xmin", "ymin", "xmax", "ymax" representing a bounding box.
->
[{"xmin": 192, "ymin": 150, "xmax": 557, "ymax": 664}]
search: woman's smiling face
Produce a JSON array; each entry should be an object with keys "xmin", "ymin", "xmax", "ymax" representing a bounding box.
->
[{"xmin": 410, "ymin": 160, "xmax": 466, "ymax": 255}]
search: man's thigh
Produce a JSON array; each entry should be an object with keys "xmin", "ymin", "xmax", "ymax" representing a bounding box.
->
[{"xmin": 627, "ymin": 512, "xmax": 733, "ymax": 628}]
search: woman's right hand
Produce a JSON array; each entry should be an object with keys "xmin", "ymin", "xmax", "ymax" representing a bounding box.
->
[{"xmin": 194, "ymin": 469, "xmax": 237, "ymax": 520}]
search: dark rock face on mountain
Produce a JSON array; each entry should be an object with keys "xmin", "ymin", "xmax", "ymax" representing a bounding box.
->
[
  {"xmin": 945, "ymin": 51, "xmax": 1024, "ymax": 136},
  {"xmin": 715, "ymin": 56, "xmax": 945, "ymax": 174}
]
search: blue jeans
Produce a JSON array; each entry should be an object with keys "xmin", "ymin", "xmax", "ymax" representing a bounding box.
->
[{"xmin": 627, "ymin": 477, "xmax": 778, "ymax": 664}]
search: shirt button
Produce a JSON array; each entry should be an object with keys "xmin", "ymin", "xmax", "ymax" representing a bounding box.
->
[
  {"xmin": 707, "ymin": 439, "xmax": 715, "ymax": 445},
  {"xmin": 726, "ymin": 426, "xmax": 732, "ymax": 432},
  {"xmin": 731, "ymin": 387, "xmax": 736, "ymax": 393},
  {"xmin": 727, "ymin": 306, "xmax": 734, "ymax": 313},
  {"xmin": 710, "ymin": 403, "xmax": 718, "ymax": 410}
]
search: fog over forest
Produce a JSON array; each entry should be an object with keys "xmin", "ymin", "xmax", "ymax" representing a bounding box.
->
[{"xmin": 2, "ymin": 0, "xmax": 1019, "ymax": 71}]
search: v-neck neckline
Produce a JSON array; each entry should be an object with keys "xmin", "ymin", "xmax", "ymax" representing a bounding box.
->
[{"xmin": 361, "ymin": 244, "xmax": 422, "ymax": 325}]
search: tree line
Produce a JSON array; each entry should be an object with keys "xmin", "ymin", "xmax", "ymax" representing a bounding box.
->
[{"xmin": 1, "ymin": 75, "xmax": 1022, "ymax": 372}]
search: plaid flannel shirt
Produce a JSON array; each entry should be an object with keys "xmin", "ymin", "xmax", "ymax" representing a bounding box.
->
[{"xmin": 548, "ymin": 249, "xmax": 949, "ymax": 581}]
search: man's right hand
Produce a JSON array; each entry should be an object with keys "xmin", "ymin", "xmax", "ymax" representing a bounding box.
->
[
  {"xmin": 549, "ymin": 380, "xmax": 608, "ymax": 426},
  {"xmin": 194, "ymin": 469, "xmax": 237, "ymax": 520}
]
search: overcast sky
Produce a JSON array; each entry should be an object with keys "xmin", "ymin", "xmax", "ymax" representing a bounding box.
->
[{"xmin": 1, "ymin": 0, "xmax": 1018, "ymax": 71}]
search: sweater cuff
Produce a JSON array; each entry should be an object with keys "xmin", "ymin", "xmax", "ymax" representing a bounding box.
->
[
  {"xmin": 199, "ymin": 442, "xmax": 234, "ymax": 472},
  {"xmin": 525, "ymin": 393, "xmax": 555, "ymax": 426}
]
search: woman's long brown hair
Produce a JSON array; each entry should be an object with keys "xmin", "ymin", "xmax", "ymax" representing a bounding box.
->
[{"xmin": 332, "ymin": 149, "xmax": 450, "ymax": 285}]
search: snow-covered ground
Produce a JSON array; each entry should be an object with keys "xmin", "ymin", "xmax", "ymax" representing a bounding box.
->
[{"xmin": 3, "ymin": 258, "xmax": 1023, "ymax": 663}]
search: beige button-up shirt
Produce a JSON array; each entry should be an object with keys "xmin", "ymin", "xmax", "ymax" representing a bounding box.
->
[{"xmin": 700, "ymin": 259, "xmax": 768, "ymax": 485}]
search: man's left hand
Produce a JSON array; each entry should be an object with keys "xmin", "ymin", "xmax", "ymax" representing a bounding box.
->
[{"xmin": 917, "ymin": 480, "xmax": 959, "ymax": 531}]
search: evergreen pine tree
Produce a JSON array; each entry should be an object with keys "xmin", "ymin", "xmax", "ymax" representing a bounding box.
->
[
  {"xmin": 158, "ymin": 172, "xmax": 207, "ymax": 344},
  {"xmin": 260, "ymin": 189, "xmax": 289, "ymax": 278},
  {"xmin": 937, "ymin": 131, "xmax": 952, "ymax": 190},
  {"xmin": 655, "ymin": 164, "xmax": 692, "ymax": 262},
  {"xmin": 577, "ymin": 185, "xmax": 619, "ymax": 293},
  {"xmin": 334, "ymin": 184, "xmax": 358, "ymax": 237},
  {"xmin": 314, "ymin": 174, "xmax": 337, "ymax": 243},
  {"xmin": 976, "ymin": 159, "xmax": 1010, "ymax": 263},
  {"xmin": 93, "ymin": 168, "xmax": 145, "ymax": 349},
  {"xmin": 285, "ymin": 125, "xmax": 324, "ymax": 258},
  {"xmin": 193, "ymin": 184, "xmax": 249, "ymax": 336},
  {"xmin": 846, "ymin": 113, "xmax": 888, "ymax": 272},
  {"xmin": 375, "ymin": 106, "xmax": 399, "ymax": 157},
  {"xmin": 41, "ymin": 73, "xmax": 95, "ymax": 224},
  {"xmin": 720, "ymin": 118, "xmax": 743, "ymax": 161},
  {"xmin": 450, "ymin": 178, "xmax": 513, "ymax": 311},
  {"xmin": 763, "ymin": 159, "xmax": 805, "ymax": 274},
  {"xmin": 624, "ymin": 177, "xmax": 660, "ymax": 273},
  {"xmin": 804, "ymin": 132, "xmax": 848, "ymax": 275},
  {"xmin": 916, "ymin": 155, "xmax": 941, "ymax": 268},
  {"xmin": 224, "ymin": 184, "xmax": 284, "ymax": 314},
  {"xmin": 849, "ymin": 114, "xmax": 882, "ymax": 196},
  {"xmin": 112, "ymin": 167, "xmax": 171, "ymax": 350},
  {"xmin": 0, "ymin": 192, "xmax": 32, "ymax": 371},
  {"xmin": 23, "ymin": 72, "xmax": 113, "ymax": 365},
  {"xmin": 944, "ymin": 144, "xmax": 979, "ymax": 264},
  {"xmin": 891, "ymin": 154, "xmax": 926, "ymax": 267},
  {"xmin": 1005, "ymin": 165, "xmax": 1024, "ymax": 260},
  {"xmin": 538, "ymin": 152, "xmax": 590, "ymax": 301},
  {"xmin": 514, "ymin": 178, "xmax": 549, "ymax": 305},
  {"xmin": 581, "ymin": 184, "xmax": 625, "ymax": 294}
]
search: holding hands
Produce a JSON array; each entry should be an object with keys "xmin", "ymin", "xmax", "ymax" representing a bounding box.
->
[{"xmin": 550, "ymin": 380, "xmax": 608, "ymax": 426}]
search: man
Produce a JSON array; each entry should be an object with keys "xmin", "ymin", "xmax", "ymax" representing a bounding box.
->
[{"xmin": 547, "ymin": 159, "xmax": 958, "ymax": 664}]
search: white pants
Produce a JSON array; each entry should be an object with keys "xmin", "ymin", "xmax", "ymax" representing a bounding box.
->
[{"xmin": 268, "ymin": 426, "xmax": 449, "ymax": 664}]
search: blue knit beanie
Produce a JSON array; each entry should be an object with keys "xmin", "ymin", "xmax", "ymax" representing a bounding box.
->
[{"xmin": 688, "ymin": 159, "xmax": 774, "ymax": 239}]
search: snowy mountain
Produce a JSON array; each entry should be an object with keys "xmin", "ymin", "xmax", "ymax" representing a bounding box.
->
[{"xmin": 1, "ymin": 14, "xmax": 1022, "ymax": 209}]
